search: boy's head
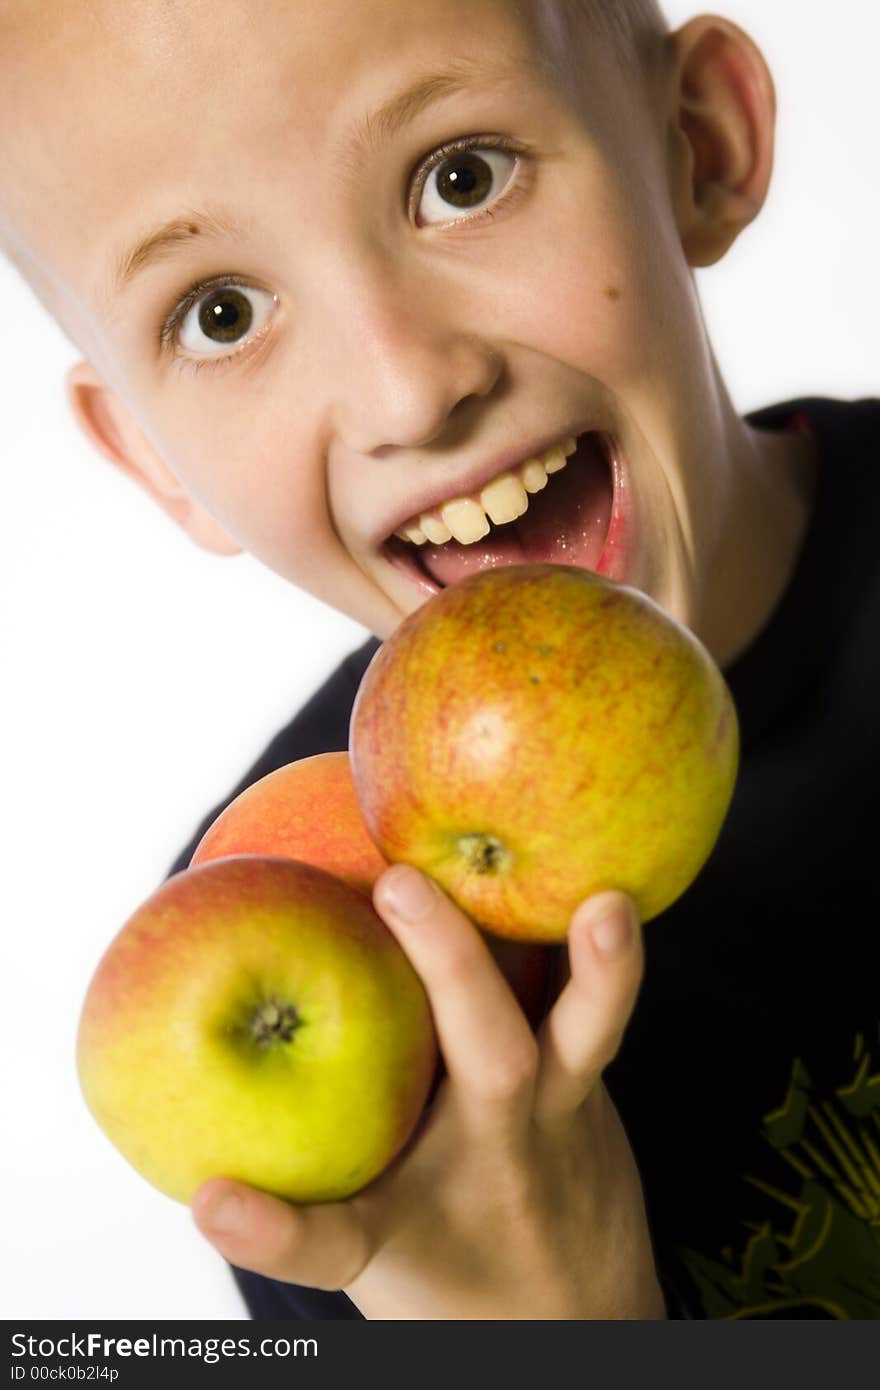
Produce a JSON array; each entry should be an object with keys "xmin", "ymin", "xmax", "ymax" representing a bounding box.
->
[{"xmin": 1, "ymin": 1, "xmax": 790, "ymax": 659}]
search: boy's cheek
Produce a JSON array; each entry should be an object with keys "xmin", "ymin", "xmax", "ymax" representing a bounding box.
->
[
  {"xmin": 493, "ymin": 187, "xmax": 691, "ymax": 393},
  {"xmin": 139, "ymin": 409, "xmax": 316, "ymax": 551},
  {"xmin": 103, "ymin": 382, "xmax": 407, "ymax": 633}
]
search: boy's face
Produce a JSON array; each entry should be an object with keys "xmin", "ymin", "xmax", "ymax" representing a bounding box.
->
[{"xmin": 4, "ymin": 0, "xmax": 738, "ymax": 642}]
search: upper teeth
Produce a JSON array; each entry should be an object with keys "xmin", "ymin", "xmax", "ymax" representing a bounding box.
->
[{"xmin": 394, "ymin": 438, "xmax": 578, "ymax": 547}]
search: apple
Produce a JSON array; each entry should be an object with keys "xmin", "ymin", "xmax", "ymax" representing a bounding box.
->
[
  {"xmin": 77, "ymin": 856, "xmax": 438, "ymax": 1204},
  {"xmin": 190, "ymin": 751, "xmax": 389, "ymax": 895},
  {"xmin": 190, "ymin": 752, "xmax": 551, "ymax": 1027},
  {"xmin": 350, "ymin": 563, "xmax": 738, "ymax": 942}
]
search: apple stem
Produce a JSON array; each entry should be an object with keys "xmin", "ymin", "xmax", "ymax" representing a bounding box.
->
[
  {"xmin": 249, "ymin": 999, "xmax": 300, "ymax": 1046},
  {"xmin": 456, "ymin": 833, "xmax": 512, "ymax": 876}
]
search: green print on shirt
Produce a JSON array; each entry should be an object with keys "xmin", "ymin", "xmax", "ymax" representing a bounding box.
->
[{"xmin": 680, "ymin": 1030, "xmax": 880, "ymax": 1319}]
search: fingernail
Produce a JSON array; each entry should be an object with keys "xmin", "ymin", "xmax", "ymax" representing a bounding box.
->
[
  {"xmin": 591, "ymin": 903, "xmax": 635, "ymax": 959},
  {"xmin": 381, "ymin": 865, "xmax": 438, "ymax": 920},
  {"xmin": 202, "ymin": 1191, "xmax": 244, "ymax": 1234}
]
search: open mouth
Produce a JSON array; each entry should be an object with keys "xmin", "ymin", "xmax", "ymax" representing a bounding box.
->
[{"xmin": 383, "ymin": 431, "xmax": 619, "ymax": 594}]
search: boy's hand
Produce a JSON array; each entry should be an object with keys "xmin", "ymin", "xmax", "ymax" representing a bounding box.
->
[{"xmin": 191, "ymin": 866, "xmax": 665, "ymax": 1320}]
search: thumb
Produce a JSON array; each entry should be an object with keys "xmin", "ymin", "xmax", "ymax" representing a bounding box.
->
[{"xmin": 192, "ymin": 1177, "xmax": 374, "ymax": 1291}]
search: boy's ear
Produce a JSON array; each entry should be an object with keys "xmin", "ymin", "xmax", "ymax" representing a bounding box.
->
[
  {"xmin": 665, "ymin": 15, "xmax": 776, "ymax": 267},
  {"xmin": 66, "ymin": 362, "xmax": 242, "ymax": 555}
]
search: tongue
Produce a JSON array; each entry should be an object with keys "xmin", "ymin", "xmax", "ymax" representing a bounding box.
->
[{"xmin": 419, "ymin": 433, "xmax": 613, "ymax": 589}]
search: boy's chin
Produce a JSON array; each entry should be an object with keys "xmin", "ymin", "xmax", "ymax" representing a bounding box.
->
[{"xmin": 383, "ymin": 431, "xmax": 629, "ymax": 595}]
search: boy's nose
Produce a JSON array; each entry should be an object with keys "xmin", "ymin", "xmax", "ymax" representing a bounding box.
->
[{"xmin": 323, "ymin": 266, "xmax": 503, "ymax": 455}]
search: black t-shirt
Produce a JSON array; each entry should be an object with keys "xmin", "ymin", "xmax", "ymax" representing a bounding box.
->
[{"xmin": 168, "ymin": 398, "xmax": 880, "ymax": 1320}]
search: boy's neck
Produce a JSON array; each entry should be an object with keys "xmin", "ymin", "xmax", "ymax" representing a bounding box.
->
[{"xmin": 700, "ymin": 407, "xmax": 818, "ymax": 671}]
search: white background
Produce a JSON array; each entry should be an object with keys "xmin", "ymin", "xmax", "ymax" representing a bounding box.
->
[{"xmin": 1, "ymin": 1, "xmax": 878, "ymax": 1320}]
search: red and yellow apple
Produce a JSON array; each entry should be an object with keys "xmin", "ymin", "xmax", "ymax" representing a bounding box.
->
[
  {"xmin": 350, "ymin": 563, "xmax": 739, "ymax": 942},
  {"xmin": 190, "ymin": 752, "xmax": 549, "ymax": 1028},
  {"xmin": 77, "ymin": 856, "xmax": 438, "ymax": 1204},
  {"xmin": 190, "ymin": 751, "xmax": 388, "ymax": 895}
]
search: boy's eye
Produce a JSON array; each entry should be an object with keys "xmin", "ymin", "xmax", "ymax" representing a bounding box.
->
[
  {"xmin": 416, "ymin": 144, "xmax": 518, "ymax": 226},
  {"xmin": 176, "ymin": 283, "xmax": 276, "ymax": 356}
]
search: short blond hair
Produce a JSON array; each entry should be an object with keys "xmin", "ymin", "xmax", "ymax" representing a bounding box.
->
[{"xmin": 565, "ymin": 0, "xmax": 668, "ymax": 66}]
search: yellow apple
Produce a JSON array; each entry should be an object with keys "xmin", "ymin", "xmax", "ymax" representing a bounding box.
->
[
  {"xmin": 350, "ymin": 563, "xmax": 738, "ymax": 942},
  {"xmin": 77, "ymin": 856, "xmax": 438, "ymax": 1204}
]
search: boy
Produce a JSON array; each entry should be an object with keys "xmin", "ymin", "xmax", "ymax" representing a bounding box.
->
[{"xmin": 3, "ymin": 0, "xmax": 877, "ymax": 1318}]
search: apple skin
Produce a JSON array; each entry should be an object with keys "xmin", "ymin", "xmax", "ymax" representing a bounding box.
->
[
  {"xmin": 190, "ymin": 752, "xmax": 552, "ymax": 1027},
  {"xmin": 350, "ymin": 564, "xmax": 739, "ymax": 942},
  {"xmin": 190, "ymin": 751, "xmax": 389, "ymax": 895},
  {"xmin": 77, "ymin": 857, "xmax": 438, "ymax": 1205}
]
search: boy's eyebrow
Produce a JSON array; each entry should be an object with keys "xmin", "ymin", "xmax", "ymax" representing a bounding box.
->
[
  {"xmin": 350, "ymin": 55, "xmax": 529, "ymax": 153},
  {"xmin": 108, "ymin": 209, "xmax": 245, "ymax": 301},
  {"xmin": 105, "ymin": 55, "xmax": 533, "ymax": 302}
]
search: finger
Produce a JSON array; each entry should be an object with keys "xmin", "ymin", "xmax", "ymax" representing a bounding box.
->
[
  {"xmin": 532, "ymin": 891, "xmax": 643, "ymax": 1129},
  {"xmin": 374, "ymin": 865, "xmax": 539, "ymax": 1137},
  {"xmin": 191, "ymin": 1177, "xmax": 373, "ymax": 1291}
]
